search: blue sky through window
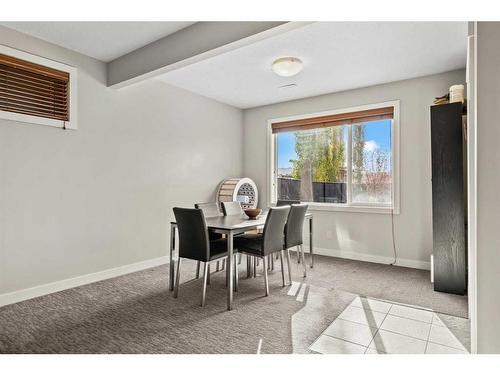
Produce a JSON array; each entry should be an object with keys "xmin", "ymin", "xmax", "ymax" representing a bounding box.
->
[{"xmin": 277, "ymin": 119, "xmax": 392, "ymax": 169}]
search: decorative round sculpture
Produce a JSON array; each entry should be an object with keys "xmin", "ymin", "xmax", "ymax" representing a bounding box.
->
[{"xmin": 216, "ymin": 178, "xmax": 258, "ymax": 210}]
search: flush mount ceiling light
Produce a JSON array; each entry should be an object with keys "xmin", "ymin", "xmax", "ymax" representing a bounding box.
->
[{"xmin": 272, "ymin": 57, "xmax": 303, "ymax": 77}]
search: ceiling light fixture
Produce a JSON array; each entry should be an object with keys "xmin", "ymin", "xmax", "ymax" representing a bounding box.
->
[{"xmin": 272, "ymin": 57, "xmax": 303, "ymax": 77}]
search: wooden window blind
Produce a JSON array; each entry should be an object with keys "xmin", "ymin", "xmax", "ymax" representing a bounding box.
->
[
  {"xmin": 271, "ymin": 106, "xmax": 394, "ymax": 134},
  {"xmin": 0, "ymin": 53, "xmax": 70, "ymax": 122}
]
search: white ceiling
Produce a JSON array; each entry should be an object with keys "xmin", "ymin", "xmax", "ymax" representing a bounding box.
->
[
  {"xmin": 157, "ymin": 22, "xmax": 468, "ymax": 108},
  {"xmin": 1, "ymin": 22, "xmax": 195, "ymax": 62}
]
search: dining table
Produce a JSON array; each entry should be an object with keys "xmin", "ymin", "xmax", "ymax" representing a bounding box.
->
[{"xmin": 169, "ymin": 210, "xmax": 313, "ymax": 310}]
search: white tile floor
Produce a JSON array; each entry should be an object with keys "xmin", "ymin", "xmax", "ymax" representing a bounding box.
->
[{"xmin": 309, "ymin": 296, "xmax": 470, "ymax": 354}]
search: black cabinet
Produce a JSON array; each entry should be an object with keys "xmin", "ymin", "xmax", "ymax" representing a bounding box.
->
[{"xmin": 431, "ymin": 102, "xmax": 467, "ymax": 295}]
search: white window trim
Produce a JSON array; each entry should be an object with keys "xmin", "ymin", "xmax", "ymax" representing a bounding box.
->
[
  {"xmin": 267, "ymin": 100, "xmax": 400, "ymax": 215},
  {"xmin": 0, "ymin": 44, "xmax": 78, "ymax": 130}
]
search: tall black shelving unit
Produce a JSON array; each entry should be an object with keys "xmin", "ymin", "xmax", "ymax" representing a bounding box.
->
[{"xmin": 430, "ymin": 102, "xmax": 467, "ymax": 295}]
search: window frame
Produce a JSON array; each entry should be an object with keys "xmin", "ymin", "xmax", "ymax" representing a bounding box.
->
[
  {"xmin": 0, "ymin": 44, "xmax": 78, "ymax": 130},
  {"xmin": 267, "ymin": 100, "xmax": 400, "ymax": 214}
]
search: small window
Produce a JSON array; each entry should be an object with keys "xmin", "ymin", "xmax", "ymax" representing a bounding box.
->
[
  {"xmin": 271, "ymin": 102, "xmax": 399, "ymax": 213},
  {"xmin": 0, "ymin": 45, "xmax": 77, "ymax": 129}
]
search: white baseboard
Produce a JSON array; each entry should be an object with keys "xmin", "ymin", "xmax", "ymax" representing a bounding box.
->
[
  {"xmin": 0, "ymin": 256, "xmax": 168, "ymax": 308},
  {"xmin": 302, "ymin": 245, "xmax": 431, "ymax": 271},
  {"xmin": 0, "ymin": 246, "xmax": 430, "ymax": 308}
]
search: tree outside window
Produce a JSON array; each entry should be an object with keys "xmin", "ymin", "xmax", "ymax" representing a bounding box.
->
[{"xmin": 276, "ymin": 119, "xmax": 392, "ymax": 206}]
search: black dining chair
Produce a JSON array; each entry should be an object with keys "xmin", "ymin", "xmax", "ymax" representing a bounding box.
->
[
  {"xmin": 277, "ymin": 199, "xmax": 304, "ymax": 264},
  {"xmin": 221, "ymin": 201, "xmax": 248, "ymax": 266},
  {"xmin": 195, "ymin": 202, "xmax": 223, "ymax": 219},
  {"xmin": 284, "ymin": 204, "xmax": 309, "ymax": 281},
  {"xmin": 173, "ymin": 207, "xmax": 237, "ymax": 307},
  {"xmin": 275, "ymin": 200, "xmax": 301, "ymax": 265},
  {"xmin": 195, "ymin": 202, "xmax": 224, "ymax": 276},
  {"xmin": 221, "ymin": 201, "xmax": 245, "ymax": 216},
  {"xmin": 233, "ymin": 206, "xmax": 290, "ymax": 296},
  {"xmin": 277, "ymin": 199, "xmax": 301, "ymax": 206}
]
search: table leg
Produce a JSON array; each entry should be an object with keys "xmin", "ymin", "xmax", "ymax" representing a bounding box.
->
[
  {"xmin": 227, "ymin": 231, "xmax": 234, "ymax": 310},
  {"xmin": 169, "ymin": 224, "xmax": 176, "ymax": 291},
  {"xmin": 309, "ymin": 217, "xmax": 314, "ymax": 268}
]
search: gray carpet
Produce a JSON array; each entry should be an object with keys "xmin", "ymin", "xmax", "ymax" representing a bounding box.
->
[{"xmin": 0, "ymin": 254, "xmax": 467, "ymax": 354}]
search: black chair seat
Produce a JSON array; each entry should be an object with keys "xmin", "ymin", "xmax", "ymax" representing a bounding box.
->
[
  {"xmin": 209, "ymin": 232, "xmax": 224, "ymax": 241},
  {"xmin": 233, "ymin": 233, "xmax": 264, "ymax": 255},
  {"xmin": 209, "ymin": 238, "xmax": 233, "ymax": 260}
]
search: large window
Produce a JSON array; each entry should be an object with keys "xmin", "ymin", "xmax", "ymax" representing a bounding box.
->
[{"xmin": 271, "ymin": 102, "xmax": 399, "ymax": 212}]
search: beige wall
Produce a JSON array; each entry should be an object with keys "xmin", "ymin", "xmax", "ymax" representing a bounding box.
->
[
  {"xmin": 243, "ymin": 70, "xmax": 465, "ymax": 269},
  {"xmin": 0, "ymin": 26, "xmax": 243, "ymax": 296},
  {"xmin": 476, "ymin": 22, "xmax": 500, "ymax": 353}
]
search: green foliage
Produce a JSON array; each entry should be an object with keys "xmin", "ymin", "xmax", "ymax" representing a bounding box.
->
[
  {"xmin": 290, "ymin": 126, "xmax": 346, "ymax": 182},
  {"xmin": 352, "ymin": 124, "xmax": 365, "ymax": 183}
]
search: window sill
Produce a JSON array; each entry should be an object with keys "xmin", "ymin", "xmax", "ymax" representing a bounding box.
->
[
  {"xmin": 0, "ymin": 110, "xmax": 75, "ymax": 129},
  {"xmin": 303, "ymin": 203, "xmax": 399, "ymax": 215}
]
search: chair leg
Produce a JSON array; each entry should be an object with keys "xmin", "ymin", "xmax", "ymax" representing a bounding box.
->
[
  {"xmin": 247, "ymin": 255, "xmax": 252, "ymax": 278},
  {"xmin": 271, "ymin": 254, "xmax": 275, "ymax": 270},
  {"xmin": 234, "ymin": 255, "xmax": 239, "ymax": 292},
  {"xmin": 286, "ymin": 249, "xmax": 292, "ymax": 284},
  {"xmin": 262, "ymin": 256, "xmax": 269, "ymax": 296},
  {"xmin": 238, "ymin": 253, "xmax": 242, "ymax": 265},
  {"xmin": 174, "ymin": 258, "xmax": 182, "ymax": 298},
  {"xmin": 216, "ymin": 261, "xmax": 220, "ymax": 272},
  {"xmin": 207, "ymin": 263, "xmax": 211, "ymax": 285},
  {"xmin": 225, "ymin": 256, "xmax": 229, "ymax": 288},
  {"xmin": 222, "ymin": 259, "xmax": 225, "ymax": 271},
  {"xmin": 279, "ymin": 250, "xmax": 286, "ymax": 287},
  {"xmin": 297, "ymin": 246, "xmax": 301, "ymax": 264},
  {"xmin": 300, "ymin": 245, "xmax": 307, "ymax": 278},
  {"xmin": 201, "ymin": 262, "xmax": 209, "ymax": 307},
  {"xmin": 195, "ymin": 261, "xmax": 200, "ymax": 279},
  {"xmin": 253, "ymin": 256, "xmax": 257, "ymax": 277}
]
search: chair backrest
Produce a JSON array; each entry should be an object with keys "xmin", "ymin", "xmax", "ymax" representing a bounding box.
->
[
  {"xmin": 261, "ymin": 206, "xmax": 290, "ymax": 255},
  {"xmin": 222, "ymin": 201, "xmax": 244, "ymax": 216},
  {"xmin": 195, "ymin": 202, "xmax": 223, "ymax": 241},
  {"xmin": 284, "ymin": 204, "xmax": 308, "ymax": 249},
  {"xmin": 277, "ymin": 199, "xmax": 301, "ymax": 206},
  {"xmin": 194, "ymin": 202, "xmax": 222, "ymax": 218},
  {"xmin": 173, "ymin": 207, "xmax": 210, "ymax": 262}
]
